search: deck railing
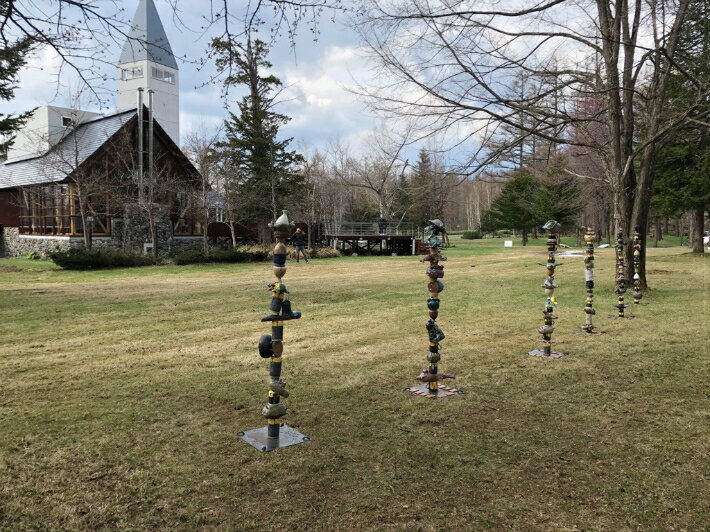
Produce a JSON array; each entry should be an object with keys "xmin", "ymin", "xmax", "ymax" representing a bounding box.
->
[{"xmin": 324, "ymin": 221, "xmax": 419, "ymax": 237}]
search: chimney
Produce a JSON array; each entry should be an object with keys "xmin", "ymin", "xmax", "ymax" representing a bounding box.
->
[
  {"xmin": 148, "ymin": 89, "xmax": 154, "ymax": 179},
  {"xmin": 137, "ymin": 88, "xmax": 144, "ymax": 202}
]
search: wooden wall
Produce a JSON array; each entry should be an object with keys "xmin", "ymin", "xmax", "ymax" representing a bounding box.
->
[{"xmin": 0, "ymin": 189, "xmax": 20, "ymax": 227}]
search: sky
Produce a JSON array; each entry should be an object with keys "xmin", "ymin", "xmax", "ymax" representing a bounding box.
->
[{"xmin": 0, "ymin": 0, "xmax": 378, "ymax": 154}]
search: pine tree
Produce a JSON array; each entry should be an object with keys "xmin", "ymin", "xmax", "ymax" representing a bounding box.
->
[
  {"xmin": 652, "ymin": 0, "xmax": 710, "ymax": 253},
  {"xmin": 0, "ymin": 35, "xmax": 33, "ymax": 158},
  {"xmin": 482, "ymin": 170, "xmax": 540, "ymax": 245},
  {"xmin": 211, "ymin": 37, "xmax": 303, "ymax": 241}
]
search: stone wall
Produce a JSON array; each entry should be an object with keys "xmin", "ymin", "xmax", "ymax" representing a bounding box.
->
[
  {"xmin": 0, "ymin": 203, "xmax": 204, "ymax": 258},
  {"xmin": 1, "ymin": 227, "xmax": 73, "ymax": 257}
]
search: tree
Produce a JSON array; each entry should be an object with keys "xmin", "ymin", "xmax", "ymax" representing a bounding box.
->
[
  {"xmin": 212, "ymin": 37, "xmax": 304, "ymax": 243},
  {"xmin": 355, "ymin": 0, "xmax": 706, "ymax": 288},
  {"xmin": 482, "ymin": 164, "xmax": 581, "ymax": 244},
  {"xmin": 0, "ymin": 28, "xmax": 32, "ymax": 157},
  {"xmin": 184, "ymin": 126, "xmax": 223, "ymax": 255},
  {"xmin": 333, "ymin": 127, "xmax": 409, "ymax": 221},
  {"xmin": 654, "ymin": 144, "xmax": 709, "ymax": 253},
  {"xmin": 0, "ymin": 1, "xmax": 342, "ymax": 103},
  {"xmin": 652, "ymin": 0, "xmax": 710, "ymax": 254},
  {"xmin": 482, "ymin": 171, "xmax": 540, "ymax": 245}
]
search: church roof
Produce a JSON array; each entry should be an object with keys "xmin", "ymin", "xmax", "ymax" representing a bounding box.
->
[
  {"xmin": 0, "ymin": 108, "xmax": 198, "ymax": 190},
  {"xmin": 119, "ymin": 0, "xmax": 178, "ymax": 70},
  {"xmin": 0, "ymin": 110, "xmax": 136, "ymax": 189}
]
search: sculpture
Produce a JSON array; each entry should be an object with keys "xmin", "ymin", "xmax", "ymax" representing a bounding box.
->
[
  {"xmin": 238, "ymin": 211, "xmax": 310, "ymax": 452},
  {"xmin": 528, "ymin": 220, "xmax": 565, "ymax": 357},
  {"xmin": 610, "ymin": 227, "xmax": 632, "ymax": 319},
  {"xmin": 579, "ymin": 227, "xmax": 602, "ymax": 334},
  {"xmin": 632, "ymin": 225, "xmax": 643, "ymax": 305},
  {"xmin": 407, "ymin": 219, "xmax": 462, "ymax": 398}
]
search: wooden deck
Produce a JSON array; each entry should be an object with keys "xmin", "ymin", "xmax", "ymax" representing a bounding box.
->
[{"xmin": 324, "ymin": 222, "xmax": 423, "ymax": 255}]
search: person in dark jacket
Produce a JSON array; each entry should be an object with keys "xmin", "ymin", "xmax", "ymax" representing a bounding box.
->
[{"xmin": 292, "ymin": 227, "xmax": 309, "ymax": 263}]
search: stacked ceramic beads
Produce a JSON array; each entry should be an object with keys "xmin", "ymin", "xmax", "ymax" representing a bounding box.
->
[
  {"xmin": 537, "ymin": 221, "xmax": 561, "ymax": 355},
  {"xmin": 581, "ymin": 227, "xmax": 597, "ymax": 333},
  {"xmin": 632, "ymin": 226, "xmax": 643, "ymax": 305},
  {"xmin": 419, "ymin": 220, "xmax": 449, "ymax": 393},
  {"xmin": 259, "ymin": 211, "xmax": 301, "ymax": 439},
  {"xmin": 613, "ymin": 228, "xmax": 628, "ymax": 318}
]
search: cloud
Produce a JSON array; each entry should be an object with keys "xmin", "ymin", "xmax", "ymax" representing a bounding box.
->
[{"xmin": 0, "ymin": 0, "xmax": 378, "ymax": 155}]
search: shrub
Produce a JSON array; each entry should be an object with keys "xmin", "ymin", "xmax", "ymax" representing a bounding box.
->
[
  {"xmin": 173, "ymin": 247, "xmax": 268, "ymax": 265},
  {"xmin": 308, "ymin": 247, "xmax": 341, "ymax": 259},
  {"xmin": 173, "ymin": 245, "xmax": 341, "ymax": 265},
  {"xmin": 49, "ymin": 248, "xmax": 156, "ymax": 270},
  {"xmin": 461, "ymin": 230, "xmax": 483, "ymax": 240}
]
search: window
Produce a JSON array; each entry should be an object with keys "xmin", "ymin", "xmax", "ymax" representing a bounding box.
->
[
  {"xmin": 19, "ymin": 184, "xmax": 112, "ymax": 236},
  {"xmin": 122, "ymin": 67, "xmax": 143, "ymax": 80},
  {"xmin": 62, "ymin": 117, "xmax": 74, "ymax": 127},
  {"xmin": 151, "ymin": 66, "xmax": 175, "ymax": 84}
]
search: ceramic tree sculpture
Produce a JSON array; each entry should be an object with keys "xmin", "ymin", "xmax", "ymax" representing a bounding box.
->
[
  {"xmin": 407, "ymin": 219, "xmax": 462, "ymax": 398},
  {"xmin": 579, "ymin": 227, "xmax": 601, "ymax": 334},
  {"xmin": 238, "ymin": 211, "xmax": 310, "ymax": 452},
  {"xmin": 528, "ymin": 220, "xmax": 565, "ymax": 357},
  {"xmin": 632, "ymin": 225, "xmax": 643, "ymax": 305},
  {"xmin": 611, "ymin": 228, "xmax": 632, "ymax": 319}
]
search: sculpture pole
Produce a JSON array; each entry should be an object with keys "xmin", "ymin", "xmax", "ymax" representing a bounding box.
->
[
  {"xmin": 528, "ymin": 220, "xmax": 565, "ymax": 357},
  {"xmin": 407, "ymin": 219, "xmax": 461, "ymax": 398},
  {"xmin": 579, "ymin": 227, "xmax": 600, "ymax": 334},
  {"xmin": 238, "ymin": 211, "xmax": 310, "ymax": 452},
  {"xmin": 632, "ymin": 225, "xmax": 643, "ymax": 305},
  {"xmin": 611, "ymin": 228, "xmax": 631, "ymax": 319}
]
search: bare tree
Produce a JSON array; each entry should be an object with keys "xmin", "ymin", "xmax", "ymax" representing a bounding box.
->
[
  {"xmin": 30, "ymin": 101, "xmax": 128, "ymax": 248},
  {"xmin": 332, "ymin": 127, "xmax": 410, "ymax": 220},
  {"xmin": 354, "ymin": 0, "xmax": 708, "ymax": 287},
  {"xmin": 1, "ymin": 1, "xmax": 343, "ymax": 103},
  {"xmin": 183, "ymin": 125, "xmax": 223, "ymax": 255}
]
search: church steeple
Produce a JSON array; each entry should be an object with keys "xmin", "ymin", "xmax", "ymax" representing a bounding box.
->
[
  {"xmin": 117, "ymin": 0, "xmax": 180, "ymax": 144},
  {"xmin": 119, "ymin": 0, "xmax": 178, "ymax": 70}
]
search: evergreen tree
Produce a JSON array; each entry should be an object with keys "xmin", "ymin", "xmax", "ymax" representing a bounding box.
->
[
  {"xmin": 0, "ymin": 34, "xmax": 33, "ymax": 158},
  {"xmin": 405, "ymin": 149, "xmax": 434, "ymax": 225},
  {"xmin": 211, "ymin": 37, "xmax": 303, "ymax": 241},
  {"xmin": 482, "ymin": 170, "xmax": 540, "ymax": 245},
  {"xmin": 534, "ymin": 164, "xmax": 583, "ymax": 231},
  {"xmin": 482, "ymin": 166, "xmax": 582, "ymax": 244},
  {"xmin": 652, "ymin": 0, "xmax": 710, "ymax": 253}
]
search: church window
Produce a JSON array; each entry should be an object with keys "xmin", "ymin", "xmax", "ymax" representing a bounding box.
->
[
  {"xmin": 152, "ymin": 66, "xmax": 175, "ymax": 84},
  {"xmin": 122, "ymin": 67, "xmax": 143, "ymax": 80}
]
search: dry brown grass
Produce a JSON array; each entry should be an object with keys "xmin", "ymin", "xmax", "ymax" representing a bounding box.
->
[{"xmin": 0, "ymin": 239, "xmax": 708, "ymax": 530}]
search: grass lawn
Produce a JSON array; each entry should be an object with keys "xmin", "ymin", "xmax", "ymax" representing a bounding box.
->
[{"xmin": 0, "ymin": 238, "xmax": 708, "ymax": 530}]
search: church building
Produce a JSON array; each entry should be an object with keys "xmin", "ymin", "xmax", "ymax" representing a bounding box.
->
[{"xmin": 0, "ymin": 0, "xmax": 203, "ymax": 257}]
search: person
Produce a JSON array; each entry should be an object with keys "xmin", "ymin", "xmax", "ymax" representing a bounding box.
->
[
  {"xmin": 378, "ymin": 217, "xmax": 389, "ymax": 235},
  {"xmin": 292, "ymin": 227, "xmax": 309, "ymax": 263}
]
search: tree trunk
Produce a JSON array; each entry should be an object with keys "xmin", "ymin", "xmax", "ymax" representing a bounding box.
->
[
  {"xmin": 81, "ymin": 211, "xmax": 91, "ymax": 249},
  {"xmin": 654, "ymin": 218, "xmax": 660, "ymax": 248},
  {"xmin": 202, "ymin": 224, "xmax": 209, "ymax": 256},
  {"xmin": 691, "ymin": 206, "xmax": 705, "ymax": 253},
  {"xmin": 258, "ymin": 219, "xmax": 272, "ymax": 244},
  {"xmin": 522, "ymin": 226, "xmax": 528, "ymax": 246},
  {"xmin": 229, "ymin": 222, "xmax": 237, "ymax": 248},
  {"xmin": 149, "ymin": 212, "xmax": 158, "ymax": 260}
]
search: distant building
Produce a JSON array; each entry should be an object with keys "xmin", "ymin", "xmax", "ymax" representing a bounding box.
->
[{"xmin": 0, "ymin": 0, "xmax": 204, "ymax": 257}]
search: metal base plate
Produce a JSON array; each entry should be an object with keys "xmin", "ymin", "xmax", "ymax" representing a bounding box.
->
[
  {"xmin": 406, "ymin": 384, "xmax": 463, "ymax": 399},
  {"xmin": 575, "ymin": 329, "xmax": 605, "ymax": 335},
  {"xmin": 608, "ymin": 315, "xmax": 635, "ymax": 319},
  {"xmin": 237, "ymin": 424, "xmax": 311, "ymax": 452},
  {"xmin": 527, "ymin": 349, "xmax": 565, "ymax": 358}
]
